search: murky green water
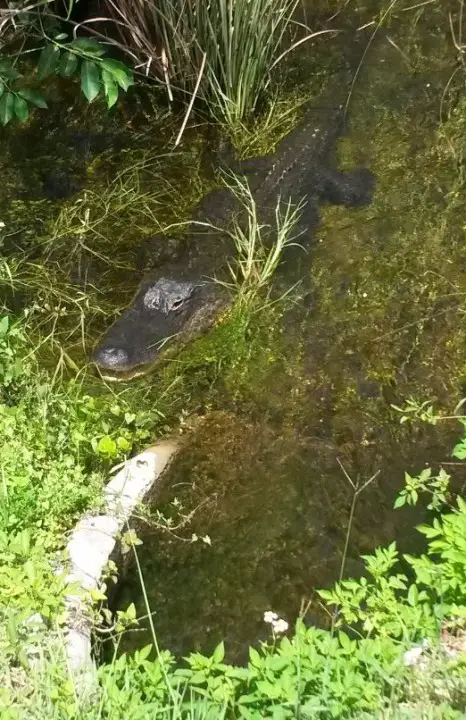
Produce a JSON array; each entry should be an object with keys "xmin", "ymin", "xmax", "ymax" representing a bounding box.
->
[
  {"xmin": 109, "ymin": 4, "xmax": 466, "ymax": 661},
  {"xmin": 2, "ymin": 0, "xmax": 466, "ymax": 665}
]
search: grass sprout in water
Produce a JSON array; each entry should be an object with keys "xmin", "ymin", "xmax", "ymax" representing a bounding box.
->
[{"xmin": 212, "ymin": 172, "xmax": 305, "ymax": 305}]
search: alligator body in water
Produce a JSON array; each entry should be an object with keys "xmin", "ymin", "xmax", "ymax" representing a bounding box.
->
[{"xmin": 92, "ymin": 75, "xmax": 375, "ymax": 379}]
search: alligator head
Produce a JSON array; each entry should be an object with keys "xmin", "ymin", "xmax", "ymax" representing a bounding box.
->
[{"xmin": 92, "ymin": 275, "xmax": 229, "ymax": 379}]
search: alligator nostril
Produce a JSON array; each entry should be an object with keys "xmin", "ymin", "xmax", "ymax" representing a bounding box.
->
[{"xmin": 92, "ymin": 346, "xmax": 130, "ymax": 370}]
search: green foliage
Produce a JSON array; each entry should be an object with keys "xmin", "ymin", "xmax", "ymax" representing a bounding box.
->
[
  {"xmin": 0, "ymin": 531, "xmax": 69, "ymax": 666},
  {"xmin": 0, "ymin": 36, "xmax": 133, "ymax": 126},
  {"xmin": 452, "ymin": 421, "xmax": 466, "ymax": 459},
  {"xmin": 0, "ymin": 314, "xmax": 155, "ymax": 546},
  {"xmin": 391, "ymin": 397, "xmax": 441, "ymax": 425},
  {"xmin": 320, "ymin": 482, "xmax": 466, "ymax": 644},
  {"xmin": 95, "ymin": 625, "xmax": 403, "ymax": 719},
  {"xmin": 39, "ymin": 37, "xmax": 134, "ymax": 109},
  {"xmin": 394, "ymin": 467, "xmax": 450, "ymax": 511},
  {"xmin": 92, "ymin": 472, "xmax": 466, "ymax": 719},
  {"xmin": 0, "ymin": 310, "xmax": 164, "ymax": 681}
]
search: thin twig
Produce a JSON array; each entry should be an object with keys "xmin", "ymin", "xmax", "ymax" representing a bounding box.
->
[{"xmin": 174, "ymin": 52, "xmax": 206, "ymax": 147}]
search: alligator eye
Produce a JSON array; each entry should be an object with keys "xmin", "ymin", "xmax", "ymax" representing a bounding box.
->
[{"xmin": 170, "ymin": 297, "xmax": 186, "ymax": 312}]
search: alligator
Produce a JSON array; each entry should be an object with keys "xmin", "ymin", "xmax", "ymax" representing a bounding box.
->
[{"xmin": 92, "ymin": 71, "xmax": 375, "ymax": 380}]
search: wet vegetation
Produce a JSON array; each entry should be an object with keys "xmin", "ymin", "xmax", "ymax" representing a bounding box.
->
[{"xmin": 2, "ymin": 0, "xmax": 466, "ymax": 717}]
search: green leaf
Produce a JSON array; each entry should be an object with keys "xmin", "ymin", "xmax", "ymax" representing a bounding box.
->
[
  {"xmin": 59, "ymin": 51, "xmax": 79, "ymax": 78},
  {"xmin": 116, "ymin": 436, "xmax": 131, "ymax": 452},
  {"xmin": 0, "ymin": 93, "xmax": 15, "ymax": 125},
  {"xmin": 97, "ymin": 435, "xmax": 117, "ymax": 457},
  {"xmin": 70, "ymin": 38, "xmax": 106, "ymax": 57},
  {"xmin": 190, "ymin": 671, "xmax": 207, "ymax": 684},
  {"xmin": 0, "ymin": 316, "xmax": 9, "ymax": 336},
  {"xmin": 100, "ymin": 59, "xmax": 133, "ymax": 91},
  {"xmin": 101, "ymin": 68, "xmax": 118, "ymax": 109},
  {"xmin": 394, "ymin": 494, "xmax": 406, "ymax": 509},
  {"xmin": 452, "ymin": 440, "xmax": 466, "ymax": 459},
  {"xmin": 18, "ymin": 89, "xmax": 48, "ymax": 109},
  {"xmin": 7, "ymin": 614, "xmax": 19, "ymax": 646},
  {"xmin": 126, "ymin": 602, "xmax": 136, "ymax": 621},
  {"xmin": 409, "ymin": 489, "xmax": 418, "ymax": 505},
  {"xmin": 419, "ymin": 467, "xmax": 432, "ymax": 482},
  {"xmin": 80, "ymin": 60, "xmax": 100, "ymax": 102},
  {"xmin": 0, "ymin": 60, "xmax": 21, "ymax": 81},
  {"xmin": 256, "ymin": 680, "xmax": 281, "ymax": 699},
  {"xmin": 457, "ymin": 496, "xmax": 466, "ymax": 513},
  {"xmin": 212, "ymin": 641, "xmax": 225, "ymax": 663},
  {"xmin": 136, "ymin": 644, "xmax": 152, "ymax": 662},
  {"xmin": 338, "ymin": 631, "xmax": 352, "ymax": 651},
  {"xmin": 249, "ymin": 647, "xmax": 262, "ymax": 667},
  {"xmin": 24, "ymin": 559, "xmax": 36, "ymax": 583},
  {"xmin": 13, "ymin": 95, "xmax": 29, "ymax": 123},
  {"xmin": 37, "ymin": 44, "xmax": 60, "ymax": 80},
  {"xmin": 407, "ymin": 583, "xmax": 419, "ymax": 606}
]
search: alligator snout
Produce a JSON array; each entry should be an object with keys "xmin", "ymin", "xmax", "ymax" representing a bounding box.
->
[
  {"xmin": 92, "ymin": 346, "xmax": 132, "ymax": 371},
  {"xmin": 92, "ymin": 276, "xmax": 206, "ymax": 378}
]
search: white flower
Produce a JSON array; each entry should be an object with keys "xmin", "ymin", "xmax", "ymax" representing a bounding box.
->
[
  {"xmin": 272, "ymin": 619, "xmax": 289, "ymax": 634},
  {"xmin": 264, "ymin": 611, "xmax": 278, "ymax": 624}
]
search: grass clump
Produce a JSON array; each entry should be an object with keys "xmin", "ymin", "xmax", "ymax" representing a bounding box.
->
[
  {"xmin": 105, "ymin": 0, "xmax": 306, "ymax": 131},
  {"xmin": 212, "ymin": 172, "xmax": 305, "ymax": 307}
]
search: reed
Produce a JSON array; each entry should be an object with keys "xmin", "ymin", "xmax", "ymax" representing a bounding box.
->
[{"xmin": 105, "ymin": 0, "xmax": 300, "ymax": 129}]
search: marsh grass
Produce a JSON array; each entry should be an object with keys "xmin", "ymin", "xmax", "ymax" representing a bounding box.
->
[
  {"xmin": 103, "ymin": 0, "xmax": 317, "ymax": 131},
  {"xmin": 44, "ymin": 150, "xmax": 193, "ymax": 267},
  {"xmin": 227, "ymin": 94, "xmax": 313, "ymax": 160},
  {"xmin": 207, "ymin": 172, "xmax": 305, "ymax": 306},
  {"xmin": 0, "ymin": 255, "xmax": 109, "ymax": 377}
]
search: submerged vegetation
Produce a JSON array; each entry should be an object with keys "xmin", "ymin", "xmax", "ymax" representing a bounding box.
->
[{"xmin": 1, "ymin": 0, "xmax": 466, "ymax": 717}]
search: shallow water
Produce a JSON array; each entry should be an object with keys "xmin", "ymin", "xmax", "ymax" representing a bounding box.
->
[{"xmin": 110, "ymin": 4, "xmax": 466, "ymax": 661}]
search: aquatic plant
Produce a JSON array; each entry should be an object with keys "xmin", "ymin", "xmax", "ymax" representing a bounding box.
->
[
  {"xmin": 211, "ymin": 172, "xmax": 305, "ymax": 306},
  {"xmin": 102, "ymin": 0, "xmax": 315, "ymax": 129}
]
